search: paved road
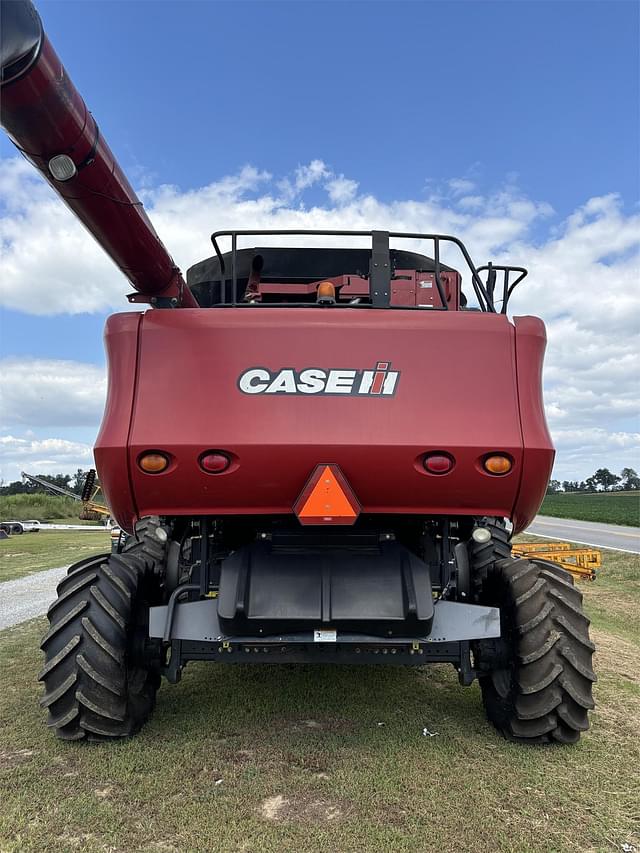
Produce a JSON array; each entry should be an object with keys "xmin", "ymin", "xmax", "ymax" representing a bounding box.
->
[
  {"xmin": 527, "ymin": 516, "xmax": 640, "ymax": 554},
  {"xmin": 0, "ymin": 565, "xmax": 67, "ymax": 631}
]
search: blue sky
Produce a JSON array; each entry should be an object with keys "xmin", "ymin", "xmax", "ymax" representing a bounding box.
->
[
  {"xmin": 3, "ymin": 0, "xmax": 635, "ymax": 213},
  {"xmin": 1, "ymin": 0, "xmax": 639, "ymax": 483}
]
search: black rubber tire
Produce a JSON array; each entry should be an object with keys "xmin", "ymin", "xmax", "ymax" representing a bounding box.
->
[
  {"xmin": 122, "ymin": 516, "xmax": 167, "ymax": 567},
  {"xmin": 470, "ymin": 517, "xmax": 512, "ymax": 594},
  {"xmin": 475, "ymin": 556, "xmax": 596, "ymax": 744},
  {"xmin": 39, "ymin": 518, "xmax": 167, "ymax": 741}
]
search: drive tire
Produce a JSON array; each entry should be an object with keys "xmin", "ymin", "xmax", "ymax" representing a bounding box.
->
[
  {"xmin": 122, "ymin": 515, "xmax": 167, "ymax": 567},
  {"xmin": 475, "ymin": 556, "xmax": 596, "ymax": 744},
  {"xmin": 470, "ymin": 517, "xmax": 511, "ymax": 593},
  {"xmin": 39, "ymin": 518, "xmax": 167, "ymax": 741}
]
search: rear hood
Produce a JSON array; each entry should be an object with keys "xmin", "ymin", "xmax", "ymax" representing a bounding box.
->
[{"xmin": 123, "ymin": 308, "xmax": 535, "ymax": 521}]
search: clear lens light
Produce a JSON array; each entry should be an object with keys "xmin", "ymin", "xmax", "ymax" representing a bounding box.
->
[
  {"xmin": 472, "ymin": 527, "xmax": 492, "ymax": 544},
  {"xmin": 48, "ymin": 154, "xmax": 77, "ymax": 181}
]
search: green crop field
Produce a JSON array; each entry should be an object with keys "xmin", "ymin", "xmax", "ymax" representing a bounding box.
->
[
  {"xmin": 0, "ymin": 536, "xmax": 638, "ymax": 853},
  {"xmin": 540, "ymin": 491, "xmax": 640, "ymax": 527}
]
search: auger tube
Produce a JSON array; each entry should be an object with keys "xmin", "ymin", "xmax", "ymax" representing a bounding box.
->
[{"xmin": 0, "ymin": 0, "xmax": 197, "ymax": 306}]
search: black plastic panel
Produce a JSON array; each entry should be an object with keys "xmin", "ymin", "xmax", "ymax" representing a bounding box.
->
[{"xmin": 217, "ymin": 541, "xmax": 434, "ymax": 636}]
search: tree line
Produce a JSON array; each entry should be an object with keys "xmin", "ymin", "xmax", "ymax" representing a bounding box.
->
[
  {"xmin": 0, "ymin": 469, "xmax": 93, "ymax": 497},
  {"xmin": 547, "ymin": 467, "xmax": 639, "ymax": 495}
]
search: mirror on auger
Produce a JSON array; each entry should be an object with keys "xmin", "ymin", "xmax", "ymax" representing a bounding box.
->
[{"xmin": 1, "ymin": 0, "xmax": 594, "ymax": 744}]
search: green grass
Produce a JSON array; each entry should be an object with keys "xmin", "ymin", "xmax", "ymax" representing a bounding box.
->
[
  {"xmin": 0, "ymin": 543, "xmax": 638, "ymax": 853},
  {"xmin": 540, "ymin": 491, "xmax": 640, "ymax": 526},
  {"xmin": 0, "ymin": 531, "xmax": 111, "ymax": 582},
  {"xmin": 0, "ymin": 494, "xmax": 82, "ymax": 522}
]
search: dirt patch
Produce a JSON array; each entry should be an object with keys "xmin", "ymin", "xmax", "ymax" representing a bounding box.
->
[
  {"xmin": 278, "ymin": 716, "xmax": 356, "ymax": 734},
  {"xmin": 94, "ymin": 785, "xmax": 115, "ymax": 799},
  {"xmin": 220, "ymin": 747, "xmax": 257, "ymax": 768},
  {"xmin": 219, "ymin": 744, "xmax": 332, "ymax": 778},
  {"xmin": 259, "ymin": 793, "xmax": 347, "ymax": 824},
  {"xmin": 41, "ymin": 753, "xmax": 80, "ymax": 779},
  {"xmin": 0, "ymin": 747, "xmax": 35, "ymax": 770}
]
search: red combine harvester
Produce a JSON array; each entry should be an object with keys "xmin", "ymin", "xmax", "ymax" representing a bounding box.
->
[{"xmin": 1, "ymin": 0, "xmax": 595, "ymax": 744}]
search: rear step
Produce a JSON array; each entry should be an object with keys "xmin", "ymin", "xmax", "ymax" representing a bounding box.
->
[{"xmin": 217, "ymin": 541, "xmax": 434, "ymax": 636}]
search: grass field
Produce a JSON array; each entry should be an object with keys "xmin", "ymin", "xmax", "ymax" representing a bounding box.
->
[
  {"xmin": 0, "ymin": 494, "xmax": 83, "ymax": 522},
  {"xmin": 0, "ymin": 531, "xmax": 111, "ymax": 582},
  {"xmin": 540, "ymin": 491, "xmax": 640, "ymax": 527},
  {"xmin": 0, "ymin": 537, "xmax": 638, "ymax": 853}
]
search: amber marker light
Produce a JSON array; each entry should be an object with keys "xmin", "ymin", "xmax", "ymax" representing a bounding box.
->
[
  {"xmin": 316, "ymin": 281, "xmax": 336, "ymax": 304},
  {"xmin": 138, "ymin": 452, "xmax": 169, "ymax": 473},
  {"xmin": 483, "ymin": 454, "xmax": 512, "ymax": 475}
]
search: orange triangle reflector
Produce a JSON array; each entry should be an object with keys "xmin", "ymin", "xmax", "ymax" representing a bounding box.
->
[{"xmin": 294, "ymin": 464, "xmax": 361, "ymax": 526}]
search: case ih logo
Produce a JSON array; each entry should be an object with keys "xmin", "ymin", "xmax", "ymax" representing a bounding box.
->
[{"xmin": 238, "ymin": 362, "xmax": 400, "ymax": 396}]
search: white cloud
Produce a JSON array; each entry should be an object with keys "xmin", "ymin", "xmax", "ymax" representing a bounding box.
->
[
  {"xmin": 0, "ymin": 157, "xmax": 638, "ymax": 481},
  {"xmin": 277, "ymin": 159, "xmax": 330, "ymax": 201},
  {"xmin": 458, "ymin": 195, "xmax": 484, "ymax": 210},
  {"xmin": 0, "ymin": 435, "xmax": 94, "ymax": 485},
  {"xmin": 448, "ymin": 177, "xmax": 476, "ymax": 195},
  {"xmin": 0, "ymin": 358, "xmax": 106, "ymax": 428},
  {"xmin": 326, "ymin": 175, "xmax": 359, "ymax": 204},
  {"xmin": 294, "ymin": 159, "xmax": 329, "ymax": 191}
]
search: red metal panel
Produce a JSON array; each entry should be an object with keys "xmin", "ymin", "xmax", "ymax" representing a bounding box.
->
[
  {"xmin": 94, "ymin": 313, "xmax": 142, "ymax": 530},
  {"xmin": 108, "ymin": 308, "xmax": 527, "ymax": 522},
  {"xmin": 390, "ymin": 277, "xmax": 417, "ymax": 307},
  {"xmin": 511, "ymin": 316, "xmax": 555, "ymax": 533},
  {"xmin": 390, "ymin": 271, "xmax": 459, "ymax": 309}
]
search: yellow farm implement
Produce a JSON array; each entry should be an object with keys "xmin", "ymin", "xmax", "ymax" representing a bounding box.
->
[
  {"xmin": 21, "ymin": 470, "xmax": 111, "ymax": 523},
  {"xmin": 513, "ymin": 542, "xmax": 601, "ymax": 581}
]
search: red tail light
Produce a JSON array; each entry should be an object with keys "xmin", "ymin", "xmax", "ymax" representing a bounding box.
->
[
  {"xmin": 199, "ymin": 452, "xmax": 231, "ymax": 473},
  {"xmin": 423, "ymin": 453, "xmax": 454, "ymax": 475}
]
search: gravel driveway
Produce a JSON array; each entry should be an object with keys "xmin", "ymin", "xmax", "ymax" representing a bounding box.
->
[{"xmin": 0, "ymin": 566, "xmax": 68, "ymax": 631}]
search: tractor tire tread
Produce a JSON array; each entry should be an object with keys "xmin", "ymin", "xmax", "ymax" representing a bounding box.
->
[
  {"xmin": 478, "ymin": 556, "xmax": 595, "ymax": 745},
  {"xmin": 122, "ymin": 516, "xmax": 166, "ymax": 569},
  {"xmin": 470, "ymin": 517, "xmax": 512, "ymax": 592},
  {"xmin": 39, "ymin": 538, "xmax": 165, "ymax": 742}
]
